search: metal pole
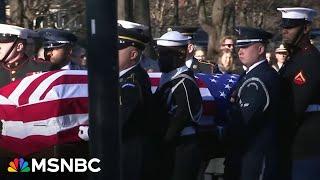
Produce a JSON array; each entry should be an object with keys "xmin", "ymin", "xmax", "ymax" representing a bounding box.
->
[
  {"xmin": 86, "ymin": 0, "xmax": 120, "ymax": 179},
  {"xmin": 127, "ymin": 0, "xmax": 134, "ymax": 21},
  {"xmin": 0, "ymin": 0, "xmax": 6, "ymax": 23},
  {"xmin": 174, "ymin": 0, "xmax": 179, "ymax": 25}
]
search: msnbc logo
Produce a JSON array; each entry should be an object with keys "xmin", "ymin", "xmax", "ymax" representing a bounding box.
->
[{"xmin": 8, "ymin": 158, "xmax": 30, "ymax": 172}]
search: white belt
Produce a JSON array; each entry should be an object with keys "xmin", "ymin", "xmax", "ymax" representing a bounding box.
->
[
  {"xmin": 180, "ymin": 126, "xmax": 196, "ymax": 136},
  {"xmin": 305, "ymin": 104, "xmax": 320, "ymax": 112}
]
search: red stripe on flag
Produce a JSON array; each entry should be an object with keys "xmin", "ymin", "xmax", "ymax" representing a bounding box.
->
[
  {"xmin": 57, "ymin": 125, "xmax": 82, "ymax": 144},
  {"xmin": 150, "ymin": 78, "xmax": 160, "ymax": 87},
  {"xmin": 0, "ymin": 125, "xmax": 82, "ymax": 156},
  {"xmin": 196, "ymin": 79, "xmax": 207, "ymax": 88},
  {"xmin": 18, "ymin": 71, "xmax": 61, "ymax": 105},
  {"xmin": 0, "ymin": 105, "xmax": 20, "ymax": 120},
  {"xmin": 0, "ymin": 97, "xmax": 88, "ymax": 121},
  {"xmin": 40, "ymin": 75, "xmax": 88, "ymax": 100},
  {"xmin": 202, "ymin": 100, "xmax": 217, "ymax": 116},
  {"xmin": 0, "ymin": 80, "xmax": 22, "ymax": 98}
]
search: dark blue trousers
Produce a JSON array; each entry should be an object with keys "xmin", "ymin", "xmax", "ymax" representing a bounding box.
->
[{"xmin": 292, "ymin": 157, "xmax": 320, "ymax": 180}]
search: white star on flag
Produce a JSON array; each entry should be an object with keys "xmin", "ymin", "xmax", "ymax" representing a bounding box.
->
[
  {"xmin": 219, "ymin": 91, "xmax": 227, "ymax": 99},
  {"xmin": 224, "ymin": 84, "xmax": 232, "ymax": 90},
  {"xmin": 231, "ymin": 75, "xmax": 238, "ymax": 79},
  {"xmin": 228, "ymin": 79, "xmax": 236, "ymax": 83},
  {"xmin": 210, "ymin": 78, "xmax": 217, "ymax": 83},
  {"xmin": 214, "ymin": 75, "xmax": 221, "ymax": 78}
]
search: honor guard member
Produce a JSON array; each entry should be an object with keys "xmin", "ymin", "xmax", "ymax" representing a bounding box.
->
[
  {"xmin": 118, "ymin": 20, "xmax": 160, "ymax": 72},
  {"xmin": 0, "ymin": 24, "xmax": 50, "ymax": 173},
  {"xmin": 168, "ymin": 26, "xmax": 216, "ymax": 74},
  {"xmin": 171, "ymin": 27, "xmax": 217, "ymax": 74},
  {"xmin": 166, "ymin": 26, "xmax": 199, "ymax": 73},
  {"xmin": 78, "ymin": 23, "xmax": 157, "ymax": 179},
  {"xmin": 0, "ymin": 24, "xmax": 49, "ymax": 87},
  {"xmin": 154, "ymin": 31, "xmax": 203, "ymax": 180},
  {"xmin": 118, "ymin": 24, "xmax": 158, "ymax": 180},
  {"xmin": 38, "ymin": 28, "xmax": 85, "ymax": 70},
  {"xmin": 39, "ymin": 28, "xmax": 88, "ymax": 160},
  {"xmin": 224, "ymin": 27, "xmax": 282, "ymax": 180},
  {"xmin": 277, "ymin": 7, "xmax": 320, "ymax": 179}
]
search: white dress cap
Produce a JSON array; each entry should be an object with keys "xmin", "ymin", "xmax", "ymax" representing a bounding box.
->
[
  {"xmin": 275, "ymin": 44, "xmax": 288, "ymax": 53},
  {"xmin": 277, "ymin": 7, "xmax": 317, "ymax": 21},
  {"xmin": 0, "ymin": 24, "xmax": 32, "ymax": 39},
  {"xmin": 117, "ymin": 20, "xmax": 149, "ymax": 31},
  {"xmin": 155, "ymin": 31, "xmax": 191, "ymax": 46}
]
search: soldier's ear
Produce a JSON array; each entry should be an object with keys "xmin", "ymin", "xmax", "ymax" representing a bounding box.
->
[
  {"xmin": 187, "ymin": 44, "xmax": 194, "ymax": 54},
  {"xmin": 16, "ymin": 42, "xmax": 24, "ymax": 52},
  {"xmin": 304, "ymin": 24, "xmax": 312, "ymax": 34},
  {"xmin": 67, "ymin": 47, "xmax": 73, "ymax": 57},
  {"xmin": 258, "ymin": 45, "xmax": 265, "ymax": 55},
  {"xmin": 129, "ymin": 48, "xmax": 139, "ymax": 60}
]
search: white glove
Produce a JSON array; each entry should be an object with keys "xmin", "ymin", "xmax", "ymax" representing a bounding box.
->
[{"xmin": 78, "ymin": 126, "xmax": 89, "ymax": 141}]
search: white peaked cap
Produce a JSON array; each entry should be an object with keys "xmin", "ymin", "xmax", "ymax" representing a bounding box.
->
[
  {"xmin": 0, "ymin": 24, "xmax": 34, "ymax": 39},
  {"xmin": 277, "ymin": 7, "xmax": 317, "ymax": 21},
  {"xmin": 117, "ymin": 20, "xmax": 149, "ymax": 31},
  {"xmin": 155, "ymin": 31, "xmax": 191, "ymax": 46},
  {"xmin": 275, "ymin": 44, "xmax": 288, "ymax": 53}
]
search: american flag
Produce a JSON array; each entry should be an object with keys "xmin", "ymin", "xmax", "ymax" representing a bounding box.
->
[
  {"xmin": 149, "ymin": 72, "xmax": 240, "ymax": 131},
  {"xmin": 0, "ymin": 70, "xmax": 239, "ymax": 156},
  {"xmin": 0, "ymin": 70, "xmax": 88, "ymax": 156},
  {"xmin": 196, "ymin": 73, "xmax": 240, "ymax": 125}
]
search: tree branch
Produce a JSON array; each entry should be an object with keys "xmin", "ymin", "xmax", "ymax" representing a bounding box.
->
[{"xmin": 196, "ymin": 0, "xmax": 207, "ymax": 24}]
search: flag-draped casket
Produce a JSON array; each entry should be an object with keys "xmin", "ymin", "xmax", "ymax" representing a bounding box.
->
[{"xmin": 0, "ymin": 70, "xmax": 239, "ymax": 156}]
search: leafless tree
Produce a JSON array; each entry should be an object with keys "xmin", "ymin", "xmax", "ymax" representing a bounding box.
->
[
  {"xmin": 8, "ymin": 0, "xmax": 85, "ymax": 31},
  {"xmin": 197, "ymin": 0, "xmax": 235, "ymax": 60}
]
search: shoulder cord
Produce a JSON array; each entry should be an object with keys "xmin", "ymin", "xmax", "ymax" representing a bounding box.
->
[{"xmin": 166, "ymin": 73, "xmax": 202, "ymax": 123}]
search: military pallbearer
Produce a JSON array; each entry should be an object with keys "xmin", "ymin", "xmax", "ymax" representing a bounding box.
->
[{"xmin": 224, "ymin": 27, "xmax": 282, "ymax": 180}]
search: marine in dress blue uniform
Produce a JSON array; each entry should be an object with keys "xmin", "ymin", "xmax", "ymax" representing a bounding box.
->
[
  {"xmin": 277, "ymin": 7, "xmax": 320, "ymax": 180},
  {"xmin": 154, "ymin": 31, "xmax": 203, "ymax": 180},
  {"xmin": 224, "ymin": 27, "xmax": 282, "ymax": 180}
]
